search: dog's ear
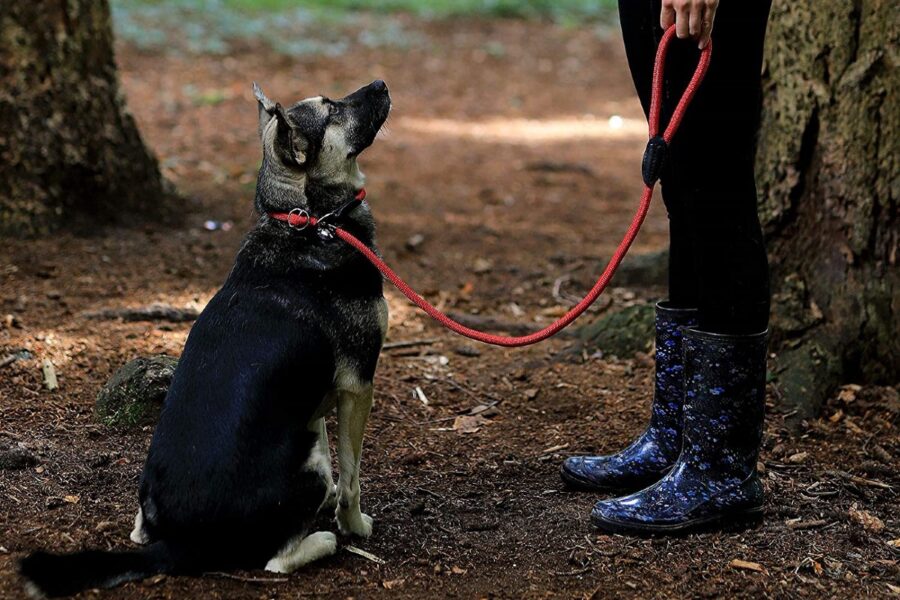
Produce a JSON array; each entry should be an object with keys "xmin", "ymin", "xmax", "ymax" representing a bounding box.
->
[
  {"xmin": 272, "ymin": 103, "xmax": 308, "ymax": 167},
  {"xmin": 253, "ymin": 82, "xmax": 277, "ymax": 139},
  {"xmin": 254, "ymin": 83, "xmax": 309, "ymax": 168}
]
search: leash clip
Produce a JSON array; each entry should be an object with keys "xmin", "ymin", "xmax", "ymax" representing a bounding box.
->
[
  {"xmin": 314, "ymin": 196, "xmax": 364, "ymax": 240},
  {"xmin": 315, "ymin": 218, "xmax": 336, "ymax": 240}
]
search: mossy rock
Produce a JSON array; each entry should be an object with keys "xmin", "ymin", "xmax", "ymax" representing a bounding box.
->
[
  {"xmin": 615, "ymin": 250, "xmax": 668, "ymax": 288},
  {"xmin": 577, "ymin": 303, "xmax": 656, "ymax": 358},
  {"xmin": 96, "ymin": 355, "xmax": 178, "ymax": 428}
]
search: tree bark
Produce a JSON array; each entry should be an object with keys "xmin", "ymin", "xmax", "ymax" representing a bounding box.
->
[
  {"xmin": 0, "ymin": 0, "xmax": 169, "ymax": 236},
  {"xmin": 757, "ymin": 0, "xmax": 898, "ymax": 421}
]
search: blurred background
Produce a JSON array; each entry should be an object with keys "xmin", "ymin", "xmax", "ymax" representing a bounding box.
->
[{"xmin": 1, "ymin": 2, "xmax": 896, "ymax": 598}]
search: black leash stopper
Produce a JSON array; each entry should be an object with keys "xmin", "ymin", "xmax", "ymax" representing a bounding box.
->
[{"xmin": 641, "ymin": 135, "xmax": 668, "ymax": 187}]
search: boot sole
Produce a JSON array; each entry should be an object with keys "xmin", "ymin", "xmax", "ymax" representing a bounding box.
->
[{"xmin": 591, "ymin": 505, "xmax": 764, "ymax": 536}]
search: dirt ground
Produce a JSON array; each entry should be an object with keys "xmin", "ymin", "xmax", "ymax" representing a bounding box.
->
[{"xmin": 1, "ymin": 17, "xmax": 898, "ymax": 599}]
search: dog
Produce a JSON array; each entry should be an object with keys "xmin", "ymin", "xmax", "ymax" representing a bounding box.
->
[{"xmin": 19, "ymin": 79, "xmax": 392, "ymax": 597}]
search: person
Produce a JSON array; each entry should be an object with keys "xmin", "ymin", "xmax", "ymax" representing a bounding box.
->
[{"xmin": 560, "ymin": 0, "xmax": 773, "ymax": 534}]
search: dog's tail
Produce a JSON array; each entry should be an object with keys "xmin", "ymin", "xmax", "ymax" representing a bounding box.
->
[{"xmin": 19, "ymin": 541, "xmax": 174, "ymax": 598}]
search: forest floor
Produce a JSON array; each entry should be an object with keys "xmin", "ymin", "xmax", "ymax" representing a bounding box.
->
[{"xmin": 1, "ymin": 15, "xmax": 898, "ymax": 600}]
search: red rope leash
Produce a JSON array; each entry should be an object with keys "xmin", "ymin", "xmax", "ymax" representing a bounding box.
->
[{"xmin": 286, "ymin": 27, "xmax": 710, "ymax": 347}]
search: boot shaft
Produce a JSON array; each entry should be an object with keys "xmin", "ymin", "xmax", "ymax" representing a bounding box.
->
[
  {"xmin": 648, "ymin": 302, "xmax": 699, "ymax": 434},
  {"xmin": 681, "ymin": 328, "xmax": 769, "ymax": 476}
]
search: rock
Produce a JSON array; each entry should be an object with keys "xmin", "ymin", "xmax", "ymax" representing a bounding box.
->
[
  {"xmin": 406, "ymin": 233, "xmax": 425, "ymax": 251},
  {"xmin": 454, "ymin": 345, "xmax": 482, "ymax": 357},
  {"xmin": 0, "ymin": 446, "xmax": 38, "ymax": 470},
  {"xmin": 96, "ymin": 355, "xmax": 178, "ymax": 428},
  {"xmin": 576, "ymin": 303, "xmax": 656, "ymax": 358},
  {"xmin": 614, "ymin": 250, "xmax": 668, "ymax": 288}
]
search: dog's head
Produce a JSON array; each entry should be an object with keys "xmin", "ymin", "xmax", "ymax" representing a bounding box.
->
[{"xmin": 253, "ymin": 80, "xmax": 391, "ymax": 210}]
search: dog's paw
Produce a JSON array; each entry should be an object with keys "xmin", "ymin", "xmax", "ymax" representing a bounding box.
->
[
  {"xmin": 129, "ymin": 527, "xmax": 150, "ymax": 545},
  {"xmin": 130, "ymin": 511, "xmax": 150, "ymax": 545},
  {"xmin": 337, "ymin": 511, "xmax": 373, "ymax": 538},
  {"xmin": 265, "ymin": 531, "xmax": 338, "ymax": 573}
]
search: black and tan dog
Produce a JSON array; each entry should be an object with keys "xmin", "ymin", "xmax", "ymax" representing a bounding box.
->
[{"xmin": 20, "ymin": 80, "xmax": 392, "ymax": 597}]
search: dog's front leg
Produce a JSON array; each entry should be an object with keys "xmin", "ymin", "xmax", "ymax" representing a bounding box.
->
[
  {"xmin": 311, "ymin": 417, "xmax": 337, "ymax": 513},
  {"xmin": 335, "ymin": 384, "xmax": 373, "ymax": 538}
]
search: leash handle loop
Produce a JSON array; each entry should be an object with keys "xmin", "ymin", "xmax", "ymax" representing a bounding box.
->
[{"xmin": 332, "ymin": 27, "xmax": 711, "ymax": 347}]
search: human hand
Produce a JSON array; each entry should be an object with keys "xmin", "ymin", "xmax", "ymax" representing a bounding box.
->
[{"xmin": 660, "ymin": 0, "xmax": 719, "ymax": 49}]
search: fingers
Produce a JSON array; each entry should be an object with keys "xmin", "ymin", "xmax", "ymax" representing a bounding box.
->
[
  {"xmin": 689, "ymin": 2, "xmax": 702, "ymax": 39},
  {"xmin": 660, "ymin": 0, "xmax": 676, "ymax": 29},
  {"xmin": 699, "ymin": 0, "xmax": 718, "ymax": 49},
  {"xmin": 661, "ymin": 0, "xmax": 719, "ymax": 47},
  {"xmin": 675, "ymin": 1, "xmax": 691, "ymax": 39}
]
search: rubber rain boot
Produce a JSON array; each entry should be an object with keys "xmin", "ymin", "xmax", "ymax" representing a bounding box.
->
[
  {"xmin": 561, "ymin": 302, "xmax": 698, "ymax": 492},
  {"xmin": 590, "ymin": 328, "xmax": 768, "ymax": 534}
]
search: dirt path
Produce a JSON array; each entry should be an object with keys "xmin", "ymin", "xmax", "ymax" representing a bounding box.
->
[{"xmin": 1, "ymin": 18, "xmax": 897, "ymax": 599}]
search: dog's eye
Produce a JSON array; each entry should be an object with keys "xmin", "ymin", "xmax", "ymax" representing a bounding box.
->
[{"xmin": 328, "ymin": 103, "xmax": 340, "ymax": 117}]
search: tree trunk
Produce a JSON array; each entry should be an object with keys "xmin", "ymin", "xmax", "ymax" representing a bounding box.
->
[
  {"xmin": 757, "ymin": 0, "xmax": 898, "ymax": 421},
  {"xmin": 0, "ymin": 0, "xmax": 169, "ymax": 236}
]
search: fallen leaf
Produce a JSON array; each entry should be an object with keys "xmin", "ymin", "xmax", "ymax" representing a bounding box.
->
[
  {"xmin": 453, "ymin": 415, "xmax": 487, "ymax": 434},
  {"xmin": 786, "ymin": 452, "xmax": 809, "ymax": 464},
  {"xmin": 837, "ymin": 384, "xmax": 861, "ymax": 403},
  {"xmin": 828, "ymin": 409, "xmax": 844, "ymax": 423},
  {"xmin": 844, "ymin": 418, "xmax": 865, "ymax": 434},
  {"xmin": 849, "ymin": 504, "xmax": 885, "ymax": 534},
  {"xmin": 63, "ymin": 495, "xmax": 79, "ymax": 504},
  {"xmin": 887, "ymin": 539, "xmax": 900, "ymax": 548},
  {"xmin": 728, "ymin": 559, "xmax": 768, "ymax": 575},
  {"xmin": 872, "ymin": 445, "xmax": 893, "ymax": 463},
  {"xmin": 539, "ymin": 305, "xmax": 568, "ymax": 318},
  {"xmin": 383, "ymin": 579, "xmax": 405, "ymax": 590},
  {"xmin": 472, "ymin": 258, "xmax": 493, "ymax": 274},
  {"xmin": 524, "ymin": 388, "xmax": 539, "ymax": 400},
  {"xmin": 451, "ymin": 566, "xmax": 467, "ymax": 575}
]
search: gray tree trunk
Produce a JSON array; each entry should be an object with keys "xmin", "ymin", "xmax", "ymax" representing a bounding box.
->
[
  {"xmin": 0, "ymin": 0, "xmax": 168, "ymax": 236},
  {"xmin": 757, "ymin": 0, "xmax": 898, "ymax": 421}
]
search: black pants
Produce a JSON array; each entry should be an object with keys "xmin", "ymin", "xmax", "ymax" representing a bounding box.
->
[{"xmin": 619, "ymin": 0, "xmax": 772, "ymax": 334}]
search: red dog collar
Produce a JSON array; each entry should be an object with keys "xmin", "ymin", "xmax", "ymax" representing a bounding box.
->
[{"xmin": 268, "ymin": 188, "xmax": 367, "ymax": 232}]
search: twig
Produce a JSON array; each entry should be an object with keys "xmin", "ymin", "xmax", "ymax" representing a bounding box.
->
[
  {"xmin": 208, "ymin": 572, "xmax": 289, "ymax": 584},
  {"xmin": 539, "ymin": 443, "xmax": 570, "ymax": 456},
  {"xmin": 553, "ymin": 275, "xmax": 572, "ymax": 304},
  {"xmin": 414, "ymin": 386, "xmax": 429, "ymax": 406},
  {"xmin": 383, "ymin": 339, "xmax": 438, "ymax": 350},
  {"xmin": 786, "ymin": 518, "xmax": 829, "ymax": 531},
  {"xmin": 827, "ymin": 469, "xmax": 893, "ymax": 490},
  {"xmin": 415, "ymin": 486, "xmax": 445, "ymax": 501},
  {"xmin": 345, "ymin": 545, "xmax": 386, "ymax": 565},
  {"xmin": 0, "ymin": 354, "xmax": 19, "ymax": 369},
  {"xmin": 447, "ymin": 312, "xmax": 576, "ymax": 338},
  {"xmin": 551, "ymin": 566, "xmax": 592, "ymax": 577},
  {"xmin": 82, "ymin": 303, "xmax": 200, "ymax": 323}
]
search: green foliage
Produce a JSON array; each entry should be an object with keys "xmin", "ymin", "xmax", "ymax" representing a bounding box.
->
[
  {"xmin": 111, "ymin": 0, "xmax": 617, "ymax": 55},
  {"xmin": 226, "ymin": 0, "xmax": 617, "ymax": 20}
]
